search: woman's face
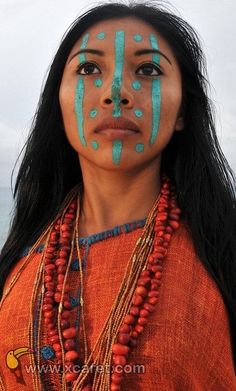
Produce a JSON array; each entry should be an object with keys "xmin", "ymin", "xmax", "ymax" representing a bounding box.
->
[{"xmin": 59, "ymin": 17, "xmax": 183, "ymax": 170}]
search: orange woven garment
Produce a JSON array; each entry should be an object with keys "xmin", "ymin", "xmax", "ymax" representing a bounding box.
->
[{"xmin": 0, "ymin": 221, "xmax": 235, "ymax": 390}]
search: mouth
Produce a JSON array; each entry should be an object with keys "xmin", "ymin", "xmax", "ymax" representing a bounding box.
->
[{"xmin": 94, "ymin": 118, "xmax": 140, "ymax": 140}]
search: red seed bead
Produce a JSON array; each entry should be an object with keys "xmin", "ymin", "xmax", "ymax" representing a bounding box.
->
[
  {"xmin": 81, "ymin": 385, "xmax": 93, "ymax": 391},
  {"xmin": 59, "ymin": 250, "xmax": 68, "ymax": 258},
  {"xmin": 131, "ymin": 331, "xmax": 138, "ymax": 338},
  {"xmin": 110, "ymin": 385, "xmax": 121, "ymax": 391},
  {"xmin": 62, "ymin": 232, "xmax": 71, "ymax": 239},
  {"xmin": 119, "ymin": 324, "xmax": 131, "ymax": 334},
  {"xmin": 45, "ymin": 264, "xmax": 56, "ymax": 271},
  {"xmin": 113, "ymin": 354, "xmax": 127, "ymax": 366},
  {"xmin": 43, "ymin": 304, "xmax": 53, "ymax": 312},
  {"xmin": 138, "ymin": 317, "xmax": 148, "ymax": 326},
  {"xmin": 45, "ymin": 275, "xmax": 53, "ymax": 282},
  {"xmin": 140, "ymin": 270, "xmax": 151, "ymax": 277},
  {"xmin": 65, "ymin": 372, "xmax": 78, "ymax": 382},
  {"xmin": 45, "ymin": 291, "xmax": 54, "ymax": 298},
  {"xmin": 143, "ymin": 303, "xmax": 155, "ymax": 313},
  {"xmin": 48, "ymin": 329, "xmax": 57, "ymax": 337},
  {"xmin": 54, "ymin": 292, "xmax": 62, "ymax": 302},
  {"xmin": 61, "ymin": 224, "xmax": 71, "ymax": 231},
  {"xmin": 123, "ymin": 314, "xmax": 135, "ymax": 325},
  {"xmin": 61, "ymin": 320, "xmax": 70, "ymax": 330},
  {"xmin": 53, "ymin": 343, "xmax": 62, "ymax": 352},
  {"xmin": 148, "ymin": 290, "xmax": 160, "ymax": 298},
  {"xmin": 45, "ymin": 282, "xmax": 55, "ymax": 290},
  {"xmin": 132, "ymin": 295, "xmax": 143, "ymax": 306},
  {"xmin": 64, "ymin": 339, "xmax": 76, "ymax": 351},
  {"xmin": 63, "ymin": 300, "xmax": 72, "ymax": 310},
  {"xmin": 151, "ymin": 283, "xmax": 160, "ymax": 290},
  {"xmin": 61, "ymin": 311, "xmax": 71, "ymax": 319},
  {"xmin": 56, "ymin": 351, "xmax": 62, "ymax": 359},
  {"xmin": 43, "ymin": 297, "xmax": 54, "ymax": 304},
  {"xmin": 55, "ymin": 258, "xmax": 67, "ymax": 267},
  {"xmin": 111, "ymin": 373, "xmax": 123, "ymax": 385},
  {"xmin": 63, "ymin": 327, "xmax": 77, "ymax": 339},
  {"xmin": 155, "ymin": 272, "xmax": 162, "ymax": 280},
  {"xmin": 166, "ymin": 226, "xmax": 173, "ymax": 234},
  {"xmin": 57, "ymin": 284, "xmax": 70, "ymax": 292},
  {"xmin": 148, "ymin": 297, "xmax": 159, "ymax": 305},
  {"xmin": 134, "ymin": 325, "xmax": 144, "ymax": 334},
  {"xmin": 49, "ymin": 335, "xmax": 59, "ymax": 344},
  {"xmin": 135, "ymin": 286, "xmax": 148, "ymax": 297},
  {"xmin": 117, "ymin": 333, "xmax": 130, "ymax": 345},
  {"xmin": 139, "ymin": 309, "xmax": 150, "ymax": 318},
  {"xmin": 57, "ymin": 265, "xmax": 67, "ymax": 274},
  {"xmin": 150, "ymin": 265, "xmax": 163, "ymax": 273},
  {"xmin": 65, "ymin": 350, "xmax": 79, "ymax": 361},
  {"xmin": 137, "ymin": 277, "xmax": 151, "ymax": 287},
  {"xmin": 129, "ymin": 306, "xmax": 139, "ymax": 316},
  {"xmin": 57, "ymin": 274, "xmax": 65, "ymax": 283},
  {"xmin": 112, "ymin": 344, "xmax": 129, "ymax": 356},
  {"xmin": 169, "ymin": 220, "xmax": 180, "ymax": 229}
]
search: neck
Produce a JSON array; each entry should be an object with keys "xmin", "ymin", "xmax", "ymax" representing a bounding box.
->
[{"xmin": 78, "ymin": 158, "xmax": 162, "ymax": 237}]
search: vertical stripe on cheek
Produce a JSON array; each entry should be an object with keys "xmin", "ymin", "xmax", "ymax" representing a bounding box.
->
[
  {"xmin": 112, "ymin": 140, "xmax": 123, "ymax": 165},
  {"xmin": 112, "ymin": 31, "xmax": 125, "ymax": 118},
  {"xmin": 74, "ymin": 33, "xmax": 89, "ymax": 147},
  {"xmin": 149, "ymin": 33, "xmax": 161, "ymax": 146}
]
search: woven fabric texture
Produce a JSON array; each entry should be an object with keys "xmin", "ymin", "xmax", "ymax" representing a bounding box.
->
[{"xmin": 0, "ymin": 221, "xmax": 235, "ymax": 390}]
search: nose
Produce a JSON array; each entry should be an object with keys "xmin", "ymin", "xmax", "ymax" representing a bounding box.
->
[{"xmin": 100, "ymin": 77, "xmax": 134, "ymax": 110}]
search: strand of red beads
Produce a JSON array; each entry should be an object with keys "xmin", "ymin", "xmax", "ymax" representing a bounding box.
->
[
  {"xmin": 110, "ymin": 178, "xmax": 181, "ymax": 391},
  {"xmin": 42, "ymin": 199, "xmax": 81, "ymax": 383}
]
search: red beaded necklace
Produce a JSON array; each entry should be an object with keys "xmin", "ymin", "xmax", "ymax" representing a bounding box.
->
[{"xmin": 41, "ymin": 175, "xmax": 181, "ymax": 390}]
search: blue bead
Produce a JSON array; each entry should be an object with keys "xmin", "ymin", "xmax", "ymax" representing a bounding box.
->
[{"xmin": 41, "ymin": 345, "xmax": 55, "ymax": 360}]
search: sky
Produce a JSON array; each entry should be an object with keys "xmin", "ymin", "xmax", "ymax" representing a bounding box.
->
[{"xmin": 0, "ymin": 0, "xmax": 235, "ymax": 187}]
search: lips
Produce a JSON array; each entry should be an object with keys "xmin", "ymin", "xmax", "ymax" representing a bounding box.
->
[{"xmin": 94, "ymin": 117, "xmax": 140, "ymax": 135}]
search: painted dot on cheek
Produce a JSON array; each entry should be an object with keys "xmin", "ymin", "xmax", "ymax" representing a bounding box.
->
[
  {"xmin": 91, "ymin": 141, "xmax": 99, "ymax": 150},
  {"xmin": 132, "ymin": 80, "xmax": 141, "ymax": 90},
  {"xmin": 90, "ymin": 109, "xmax": 98, "ymax": 118},
  {"xmin": 96, "ymin": 32, "xmax": 106, "ymax": 39},
  {"xmin": 94, "ymin": 79, "xmax": 103, "ymax": 87},
  {"xmin": 134, "ymin": 109, "xmax": 143, "ymax": 118},
  {"xmin": 133, "ymin": 34, "xmax": 143, "ymax": 42},
  {"xmin": 135, "ymin": 143, "xmax": 145, "ymax": 153}
]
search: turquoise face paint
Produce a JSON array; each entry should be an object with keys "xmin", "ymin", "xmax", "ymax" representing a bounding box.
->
[
  {"xmin": 94, "ymin": 78, "xmax": 103, "ymax": 87},
  {"xmin": 75, "ymin": 33, "xmax": 89, "ymax": 147},
  {"xmin": 149, "ymin": 33, "xmax": 161, "ymax": 146},
  {"xmin": 112, "ymin": 140, "xmax": 123, "ymax": 165},
  {"xmin": 90, "ymin": 109, "xmax": 98, "ymax": 118},
  {"xmin": 112, "ymin": 31, "xmax": 125, "ymax": 118},
  {"xmin": 133, "ymin": 34, "xmax": 143, "ymax": 42},
  {"xmin": 132, "ymin": 80, "xmax": 141, "ymax": 90},
  {"xmin": 97, "ymin": 32, "xmax": 106, "ymax": 40},
  {"xmin": 91, "ymin": 140, "xmax": 99, "ymax": 150},
  {"xmin": 75, "ymin": 79, "xmax": 86, "ymax": 146},
  {"xmin": 134, "ymin": 109, "xmax": 143, "ymax": 118},
  {"xmin": 135, "ymin": 143, "xmax": 144, "ymax": 153}
]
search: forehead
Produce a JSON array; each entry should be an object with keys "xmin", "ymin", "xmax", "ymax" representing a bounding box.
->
[
  {"xmin": 68, "ymin": 16, "xmax": 175, "ymax": 62},
  {"xmin": 84, "ymin": 16, "xmax": 156, "ymax": 37}
]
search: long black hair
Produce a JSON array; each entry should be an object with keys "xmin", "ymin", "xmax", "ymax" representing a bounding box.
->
[{"xmin": 1, "ymin": 1, "xmax": 236, "ymax": 369}]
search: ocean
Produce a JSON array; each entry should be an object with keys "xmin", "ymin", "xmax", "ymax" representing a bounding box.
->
[{"xmin": 0, "ymin": 188, "xmax": 13, "ymax": 251}]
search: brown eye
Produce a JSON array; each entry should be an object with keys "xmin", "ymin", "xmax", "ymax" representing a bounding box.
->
[
  {"xmin": 76, "ymin": 62, "xmax": 100, "ymax": 75},
  {"xmin": 136, "ymin": 62, "xmax": 162, "ymax": 76}
]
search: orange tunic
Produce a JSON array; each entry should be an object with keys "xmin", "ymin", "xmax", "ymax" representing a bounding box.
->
[{"xmin": 0, "ymin": 221, "xmax": 235, "ymax": 390}]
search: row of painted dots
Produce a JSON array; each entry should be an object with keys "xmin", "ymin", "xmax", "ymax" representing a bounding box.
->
[{"xmin": 90, "ymin": 32, "xmax": 145, "ymax": 153}]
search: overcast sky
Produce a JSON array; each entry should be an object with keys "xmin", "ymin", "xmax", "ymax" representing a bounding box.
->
[{"xmin": 0, "ymin": 0, "xmax": 235, "ymax": 188}]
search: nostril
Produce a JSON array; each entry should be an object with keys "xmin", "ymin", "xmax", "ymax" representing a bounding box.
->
[
  {"xmin": 122, "ymin": 99, "xmax": 129, "ymax": 105},
  {"xmin": 104, "ymin": 98, "xmax": 112, "ymax": 104}
]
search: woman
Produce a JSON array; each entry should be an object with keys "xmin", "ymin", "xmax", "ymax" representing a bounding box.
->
[{"xmin": 0, "ymin": 2, "xmax": 235, "ymax": 390}]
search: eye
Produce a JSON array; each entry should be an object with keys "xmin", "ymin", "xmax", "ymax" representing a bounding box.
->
[
  {"xmin": 76, "ymin": 62, "xmax": 100, "ymax": 75},
  {"xmin": 136, "ymin": 62, "xmax": 163, "ymax": 77}
]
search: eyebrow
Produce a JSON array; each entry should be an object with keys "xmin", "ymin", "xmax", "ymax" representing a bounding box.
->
[{"xmin": 68, "ymin": 48, "xmax": 172, "ymax": 65}]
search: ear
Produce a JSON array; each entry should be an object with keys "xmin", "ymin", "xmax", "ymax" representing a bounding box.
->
[{"xmin": 175, "ymin": 115, "xmax": 184, "ymax": 132}]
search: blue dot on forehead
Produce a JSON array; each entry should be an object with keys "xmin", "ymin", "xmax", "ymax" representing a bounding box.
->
[
  {"xmin": 96, "ymin": 32, "xmax": 106, "ymax": 39},
  {"xmin": 133, "ymin": 34, "xmax": 143, "ymax": 42}
]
